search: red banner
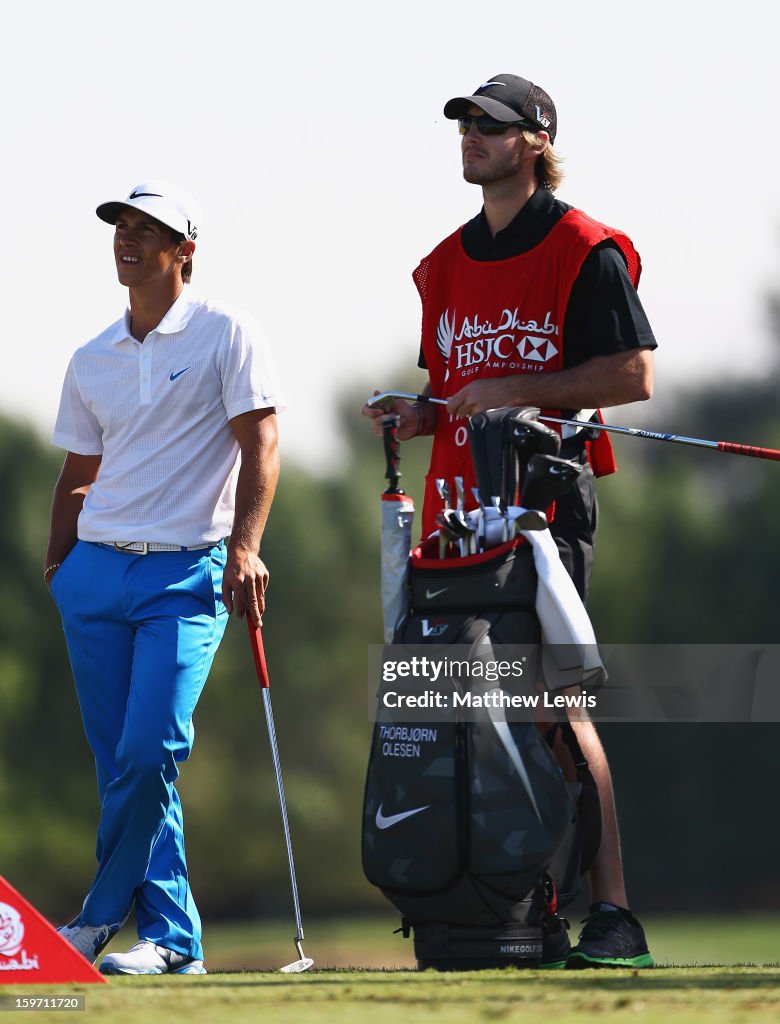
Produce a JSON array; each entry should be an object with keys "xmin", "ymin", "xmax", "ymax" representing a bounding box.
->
[{"xmin": 0, "ymin": 876, "xmax": 105, "ymax": 984}]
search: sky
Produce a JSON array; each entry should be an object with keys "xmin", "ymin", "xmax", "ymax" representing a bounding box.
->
[{"xmin": 2, "ymin": 0, "xmax": 779, "ymax": 469}]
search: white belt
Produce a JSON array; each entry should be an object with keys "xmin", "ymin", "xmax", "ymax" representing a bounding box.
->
[{"xmin": 102, "ymin": 541, "xmax": 212, "ymax": 555}]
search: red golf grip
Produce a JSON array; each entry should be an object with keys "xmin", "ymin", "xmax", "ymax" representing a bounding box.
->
[
  {"xmin": 717, "ymin": 442, "xmax": 780, "ymax": 461},
  {"xmin": 247, "ymin": 618, "xmax": 270, "ymax": 689}
]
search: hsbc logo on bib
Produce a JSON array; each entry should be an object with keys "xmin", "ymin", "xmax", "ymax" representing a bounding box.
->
[
  {"xmin": 437, "ymin": 306, "xmax": 560, "ymax": 374},
  {"xmin": 518, "ymin": 335, "xmax": 559, "ymax": 362}
]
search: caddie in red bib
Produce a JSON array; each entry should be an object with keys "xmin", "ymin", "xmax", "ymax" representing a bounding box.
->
[
  {"xmin": 415, "ymin": 209, "xmax": 641, "ymax": 538},
  {"xmin": 362, "ymin": 72, "xmax": 657, "ymax": 970}
]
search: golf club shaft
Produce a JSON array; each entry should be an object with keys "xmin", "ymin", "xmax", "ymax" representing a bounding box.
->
[
  {"xmin": 263, "ymin": 689, "xmax": 304, "ymax": 940},
  {"xmin": 367, "ymin": 391, "xmax": 780, "ymax": 463},
  {"xmin": 540, "ymin": 416, "xmax": 780, "ymax": 461},
  {"xmin": 247, "ymin": 621, "xmax": 305, "ymax": 943}
]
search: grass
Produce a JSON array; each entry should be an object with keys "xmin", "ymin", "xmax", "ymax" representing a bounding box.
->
[
  {"xmin": 144, "ymin": 911, "xmax": 780, "ymax": 971},
  {"xmin": 2, "ymin": 915, "xmax": 780, "ymax": 1023},
  {"xmin": 3, "ymin": 967, "xmax": 780, "ymax": 1024}
]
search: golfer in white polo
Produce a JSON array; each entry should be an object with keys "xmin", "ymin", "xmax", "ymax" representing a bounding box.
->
[{"xmin": 45, "ymin": 181, "xmax": 282, "ymax": 975}]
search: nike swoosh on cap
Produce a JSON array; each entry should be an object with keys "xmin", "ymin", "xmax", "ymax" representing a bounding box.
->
[
  {"xmin": 129, "ymin": 190, "xmax": 164, "ymax": 200},
  {"xmin": 169, "ymin": 367, "xmax": 191, "ymax": 381},
  {"xmin": 375, "ymin": 804, "xmax": 430, "ymax": 830}
]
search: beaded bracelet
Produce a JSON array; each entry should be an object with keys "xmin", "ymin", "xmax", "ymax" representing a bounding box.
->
[{"xmin": 43, "ymin": 563, "xmax": 61, "ymax": 582}]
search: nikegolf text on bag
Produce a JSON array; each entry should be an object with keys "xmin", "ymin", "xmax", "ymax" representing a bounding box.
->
[
  {"xmin": 366, "ymin": 391, "xmax": 780, "ymax": 463},
  {"xmin": 363, "ymin": 408, "xmax": 601, "ymax": 970}
]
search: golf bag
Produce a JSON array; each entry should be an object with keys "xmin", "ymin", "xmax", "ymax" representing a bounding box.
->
[{"xmin": 362, "ymin": 408, "xmax": 601, "ymax": 970}]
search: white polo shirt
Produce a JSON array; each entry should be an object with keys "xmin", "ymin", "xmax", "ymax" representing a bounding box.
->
[{"xmin": 52, "ymin": 288, "xmax": 283, "ymax": 546}]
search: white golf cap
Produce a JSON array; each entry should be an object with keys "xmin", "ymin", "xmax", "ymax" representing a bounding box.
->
[{"xmin": 96, "ymin": 180, "xmax": 201, "ymax": 240}]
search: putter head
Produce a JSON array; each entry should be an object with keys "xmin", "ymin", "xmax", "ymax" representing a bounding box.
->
[
  {"xmin": 280, "ymin": 956, "xmax": 314, "ymax": 973},
  {"xmin": 280, "ymin": 938, "xmax": 314, "ymax": 973}
]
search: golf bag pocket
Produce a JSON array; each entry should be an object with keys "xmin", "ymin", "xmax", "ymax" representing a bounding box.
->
[
  {"xmin": 407, "ymin": 539, "xmax": 538, "ymax": 614},
  {"xmin": 400, "ymin": 541, "xmax": 540, "ymax": 652},
  {"xmin": 363, "ymin": 679, "xmax": 463, "ymax": 894}
]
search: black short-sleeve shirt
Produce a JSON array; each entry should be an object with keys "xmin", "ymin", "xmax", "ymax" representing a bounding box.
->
[{"xmin": 419, "ymin": 187, "xmax": 657, "ymax": 370}]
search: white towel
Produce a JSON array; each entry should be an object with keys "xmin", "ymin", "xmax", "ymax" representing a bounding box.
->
[{"xmin": 520, "ymin": 526, "xmax": 606, "ymax": 691}]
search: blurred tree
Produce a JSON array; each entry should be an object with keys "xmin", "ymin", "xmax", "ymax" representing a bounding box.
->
[{"xmin": 587, "ymin": 360, "xmax": 780, "ymax": 912}]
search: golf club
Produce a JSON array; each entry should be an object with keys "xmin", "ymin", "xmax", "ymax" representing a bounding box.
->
[
  {"xmin": 436, "ymin": 479, "xmax": 452, "ymax": 558},
  {"xmin": 453, "ymin": 477, "xmax": 467, "ymax": 554},
  {"xmin": 471, "ymin": 487, "xmax": 487, "ymax": 552},
  {"xmin": 435, "ymin": 511, "xmax": 459, "ymax": 559},
  {"xmin": 438, "ymin": 507, "xmax": 477, "ymax": 556},
  {"xmin": 246, "ymin": 620, "xmax": 314, "ymax": 974},
  {"xmin": 467, "ymin": 409, "xmax": 516, "ymax": 507},
  {"xmin": 366, "ymin": 391, "xmax": 780, "ymax": 463},
  {"xmin": 504, "ymin": 411, "xmax": 560, "ymax": 507},
  {"xmin": 509, "ymin": 507, "xmax": 548, "ymax": 534},
  {"xmin": 491, "ymin": 496, "xmax": 509, "ymax": 543}
]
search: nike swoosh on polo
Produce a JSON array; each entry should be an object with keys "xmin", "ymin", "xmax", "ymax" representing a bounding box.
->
[
  {"xmin": 129, "ymin": 190, "xmax": 163, "ymax": 200},
  {"xmin": 375, "ymin": 803, "xmax": 430, "ymax": 830},
  {"xmin": 425, "ymin": 587, "xmax": 448, "ymax": 600},
  {"xmin": 169, "ymin": 367, "xmax": 191, "ymax": 381}
]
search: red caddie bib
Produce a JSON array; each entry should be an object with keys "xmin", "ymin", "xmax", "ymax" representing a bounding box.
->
[{"xmin": 413, "ymin": 208, "xmax": 641, "ymax": 538}]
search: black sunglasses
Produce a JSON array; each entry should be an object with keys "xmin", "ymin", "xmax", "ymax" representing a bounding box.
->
[{"xmin": 457, "ymin": 115, "xmax": 532, "ymax": 137}]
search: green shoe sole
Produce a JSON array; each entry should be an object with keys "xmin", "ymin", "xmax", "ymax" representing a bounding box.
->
[{"xmin": 566, "ymin": 951, "xmax": 654, "ymax": 970}]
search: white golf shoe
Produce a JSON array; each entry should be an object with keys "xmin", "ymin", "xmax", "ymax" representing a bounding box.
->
[
  {"xmin": 57, "ymin": 919, "xmax": 120, "ymax": 964},
  {"xmin": 99, "ymin": 940, "xmax": 206, "ymax": 975}
]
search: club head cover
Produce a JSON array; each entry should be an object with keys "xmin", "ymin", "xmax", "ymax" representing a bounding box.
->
[
  {"xmin": 520, "ymin": 453, "xmax": 583, "ymax": 511},
  {"xmin": 504, "ymin": 412, "xmax": 561, "ymax": 505},
  {"xmin": 512, "ymin": 406, "xmax": 542, "ymax": 421},
  {"xmin": 507, "ymin": 415, "xmax": 561, "ymax": 459},
  {"xmin": 467, "ymin": 408, "xmax": 517, "ymax": 506}
]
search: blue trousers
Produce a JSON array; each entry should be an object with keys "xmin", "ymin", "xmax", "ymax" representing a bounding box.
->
[{"xmin": 51, "ymin": 540, "xmax": 229, "ymax": 959}]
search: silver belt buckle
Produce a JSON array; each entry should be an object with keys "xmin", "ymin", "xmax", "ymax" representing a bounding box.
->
[{"xmin": 114, "ymin": 541, "xmax": 149, "ymax": 555}]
